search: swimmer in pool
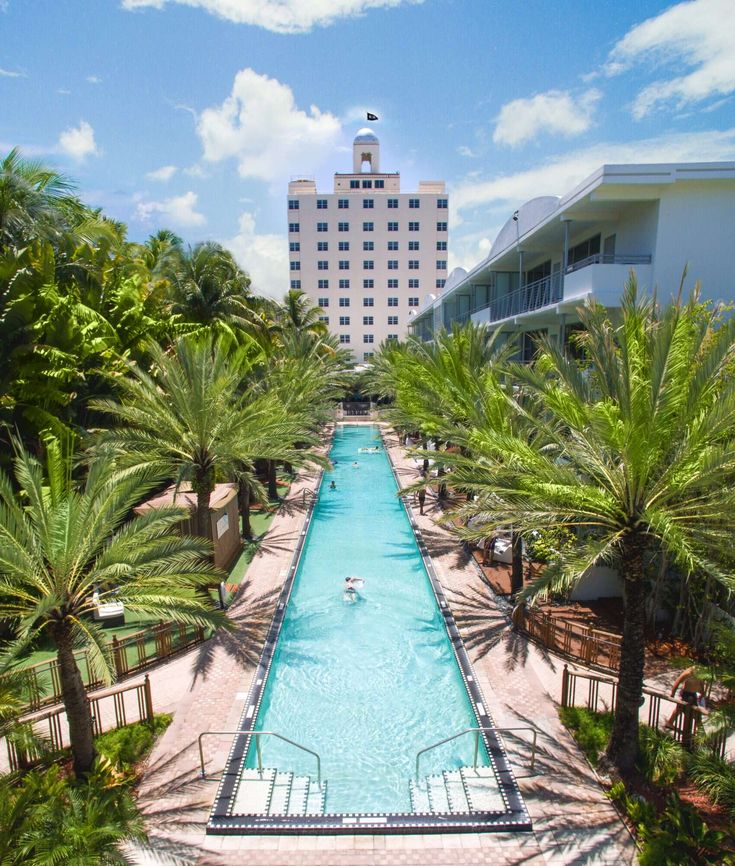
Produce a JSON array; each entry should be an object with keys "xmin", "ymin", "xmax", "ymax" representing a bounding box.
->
[
  {"xmin": 329, "ymin": 480, "xmax": 336, "ymax": 490},
  {"xmin": 343, "ymin": 576, "xmax": 365, "ymax": 602}
]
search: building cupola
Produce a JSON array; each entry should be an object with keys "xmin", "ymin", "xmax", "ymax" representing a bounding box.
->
[{"xmin": 353, "ymin": 128, "xmax": 380, "ymax": 173}]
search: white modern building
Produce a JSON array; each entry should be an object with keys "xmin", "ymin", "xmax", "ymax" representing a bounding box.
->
[
  {"xmin": 287, "ymin": 129, "xmax": 449, "ymax": 360},
  {"xmin": 410, "ymin": 162, "xmax": 735, "ymax": 360}
]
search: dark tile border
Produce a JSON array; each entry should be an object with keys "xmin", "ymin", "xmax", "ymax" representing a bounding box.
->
[{"xmin": 207, "ymin": 424, "xmax": 531, "ymax": 835}]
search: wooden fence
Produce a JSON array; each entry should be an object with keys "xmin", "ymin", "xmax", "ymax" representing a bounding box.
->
[
  {"xmin": 16, "ymin": 621, "xmax": 205, "ymax": 713},
  {"xmin": 5, "ymin": 676, "xmax": 154, "ymax": 772},
  {"xmin": 516, "ymin": 605, "xmax": 622, "ymax": 671}
]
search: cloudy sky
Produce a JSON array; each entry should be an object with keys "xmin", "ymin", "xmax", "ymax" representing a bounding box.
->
[{"xmin": 2, "ymin": 0, "xmax": 734, "ymax": 296}]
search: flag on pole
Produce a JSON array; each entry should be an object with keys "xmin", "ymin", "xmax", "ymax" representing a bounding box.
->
[{"xmin": 367, "ymin": 112, "xmax": 379, "ymax": 121}]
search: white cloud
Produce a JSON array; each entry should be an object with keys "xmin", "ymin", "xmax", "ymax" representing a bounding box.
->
[
  {"xmin": 58, "ymin": 120, "xmax": 99, "ymax": 161},
  {"xmin": 224, "ymin": 211, "xmax": 287, "ymax": 299},
  {"xmin": 493, "ymin": 89, "xmax": 601, "ymax": 148},
  {"xmin": 57, "ymin": 88, "xmax": 71, "ymax": 95},
  {"xmin": 121, "ymin": 0, "xmax": 422, "ymax": 34},
  {"xmin": 135, "ymin": 190, "xmax": 206, "ymax": 227},
  {"xmin": 451, "ymin": 126, "xmax": 735, "ymax": 234},
  {"xmin": 183, "ymin": 163, "xmax": 208, "ymax": 178},
  {"xmin": 86, "ymin": 75, "xmax": 102, "ymax": 85},
  {"xmin": 146, "ymin": 164, "xmax": 178, "ymax": 182},
  {"xmin": 0, "ymin": 66, "xmax": 24, "ymax": 78},
  {"xmin": 197, "ymin": 68, "xmax": 341, "ymax": 182},
  {"xmin": 457, "ymin": 145, "xmax": 478, "ymax": 158},
  {"xmin": 606, "ymin": 0, "xmax": 735, "ymax": 119}
]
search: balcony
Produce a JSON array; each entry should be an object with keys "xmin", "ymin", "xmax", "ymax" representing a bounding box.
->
[{"xmin": 471, "ymin": 272, "xmax": 562, "ymax": 325}]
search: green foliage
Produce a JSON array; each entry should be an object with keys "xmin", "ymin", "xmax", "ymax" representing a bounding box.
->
[
  {"xmin": 607, "ymin": 779, "xmax": 657, "ymax": 828},
  {"xmin": 688, "ymin": 750, "xmax": 735, "ymax": 819},
  {"xmin": 525, "ymin": 526, "xmax": 576, "ymax": 564},
  {"xmin": 637, "ymin": 795, "xmax": 733, "ymax": 865},
  {"xmin": 637, "ymin": 726, "xmax": 687, "ymax": 786},
  {"xmin": 96, "ymin": 714, "xmax": 172, "ymax": 771},
  {"xmin": 558, "ymin": 707, "xmax": 614, "ymax": 765}
]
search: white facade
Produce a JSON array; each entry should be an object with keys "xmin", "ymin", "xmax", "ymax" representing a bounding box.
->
[
  {"xmin": 411, "ymin": 162, "xmax": 735, "ymax": 358},
  {"xmin": 288, "ymin": 130, "xmax": 448, "ymax": 360}
]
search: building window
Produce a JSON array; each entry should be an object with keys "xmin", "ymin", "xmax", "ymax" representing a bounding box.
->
[
  {"xmin": 388, "ymin": 198, "xmax": 398, "ymax": 208},
  {"xmin": 290, "ymin": 279, "xmax": 301, "ymax": 289},
  {"xmin": 289, "ymin": 241, "xmax": 300, "ymax": 252},
  {"xmin": 388, "ymin": 297, "xmax": 398, "ymax": 307},
  {"xmin": 363, "ymin": 222, "xmax": 374, "ymax": 232},
  {"xmin": 388, "ymin": 260, "xmax": 398, "ymax": 270},
  {"xmin": 317, "ymin": 222, "xmax": 328, "ymax": 232},
  {"xmin": 436, "ymin": 260, "xmax": 447, "ymax": 270},
  {"xmin": 363, "ymin": 260, "xmax": 374, "ymax": 270},
  {"xmin": 387, "ymin": 334, "xmax": 398, "ymax": 341},
  {"xmin": 318, "ymin": 279, "xmax": 329, "ymax": 289},
  {"xmin": 339, "ymin": 241, "xmax": 350, "ymax": 251},
  {"xmin": 317, "ymin": 241, "xmax": 328, "ymax": 251},
  {"xmin": 288, "ymin": 199, "xmax": 299, "ymax": 210},
  {"xmin": 339, "ymin": 297, "xmax": 350, "ymax": 307},
  {"xmin": 408, "ymin": 240, "xmax": 420, "ymax": 250},
  {"xmin": 362, "ymin": 179, "xmax": 372, "ymax": 188},
  {"xmin": 387, "ymin": 240, "xmax": 398, "ymax": 251},
  {"xmin": 437, "ymin": 240, "xmax": 447, "ymax": 251},
  {"xmin": 363, "ymin": 315, "xmax": 374, "ymax": 325},
  {"xmin": 340, "ymin": 334, "xmax": 351, "ymax": 344},
  {"xmin": 408, "ymin": 221, "xmax": 420, "ymax": 231},
  {"xmin": 363, "ymin": 297, "xmax": 374, "ymax": 307},
  {"xmin": 338, "ymin": 221, "xmax": 349, "ymax": 232},
  {"xmin": 375, "ymin": 179, "xmax": 385, "ymax": 189},
  {"xmin": 436, "ymin": 279, "xmax": 446, "ymax": 289},
  {"xmin": 363, "ymin": 279, "xmax": 374, "ymax": 288},
  {"xmin": 363, "ymin": 240, "xmax": 374, "ymax": 251},
  {"xmin": 408, "ymin": 297, "xmax": 419, "ymax": 307},
  {"xmin": 339, "ymin": 260, "xmax": 350, "ymax": 270},
  {"xmin": 408, "ymin": 260, "xmax": 419, "ymax": 269},
  {"xmin": 388, "ymin": 315, "xmax": 398, "ymax": 325},
  {"xmin": 350, "ymin": 179, "xmax": 360, "ymax": 189},
  {"xmin": 318, "ymin": 260, "xmax": 328, "ymax": 270},
  {"xmin": 290, "ymin": 261, "xmax": 300, "ymax": 271},
  {"xmin": 437, "ymin": 198, "xmax": 448, "ymax": 209},
  {"xmin": 338, "ymin": 198, "xmax": 349, "ymax": 209},
  {"xmin": 339, "ymin": 316, "xmax": 350, "ymax": 325},
  {"xmin": 339, "ymin": 278, "xmax": 350, "ymax": 288},
  {"xmin": 363, "ymin": 198, "xmax": 374, "ymax": 209},
  {"xmin": 318, "ymin": 297, "xmax": 329, "ymax": 307},
  {"xmin": 319, "ymin": 315, "xmax": 329, "ymax": 324},
  {"xmin": 288, "ymin": 222, "xmax": 299, "ymax": 232},
  {"xmin": 409, "ymin": 198, "xmax": 420, "ymax": 209},
  {"xmin": 408, "ymin": 278, "xmax": 419, "ymax": 289},
  {"xmin": 363, "ymin": 334, "xmax": 374, "ymax": 343},
  {"xmin": 387, "ymin": 221, "xmax": 398, "ymax": 231},
  {"xmin": 387, "ymin": 278, "xmax": 398, "ymax": 288},
  {"xmin": 317, "ymin": 198, "xmax": 328, "ymax": 209},
  {"xmin": 364, "ymin": 351, "xmax": 374, "ymax": 360},
  {"xmin": 437, "ymin": 221, "xmax": 448, "ymax": 232}
]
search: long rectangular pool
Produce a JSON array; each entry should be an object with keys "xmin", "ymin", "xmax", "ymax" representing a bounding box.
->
[{"xmin": 210, "ymin": 424, "xmax": 528, "ymax": 832}]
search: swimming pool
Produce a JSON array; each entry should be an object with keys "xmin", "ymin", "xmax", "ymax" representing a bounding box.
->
[{"xmin": 209, "ymin": 424, "xmax": 528, "ymax": 832}]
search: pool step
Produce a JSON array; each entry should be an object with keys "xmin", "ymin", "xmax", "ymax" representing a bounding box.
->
[
  {"xmin": 233, "ymin": 769, "xmax": 327, "ymax": 817},
  {"xmin": 410, "ymin": 766, "xmax": 502, "ymax": 815}
]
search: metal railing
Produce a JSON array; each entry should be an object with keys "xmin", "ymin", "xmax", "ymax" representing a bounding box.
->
[
  {"xmin": 198, "ymin": 730, "xmax": 322, "ymax": 785},
  {"xmin": 415, "ymin": 726, "xmax": 538, "ymax": 781},
  {"xmin": 341, "ymin": 401, "xmax": 372, "ymax": 417},
  {"xmin": 565, "ymin": 253, "xmax": 652, "ymax": 274}
]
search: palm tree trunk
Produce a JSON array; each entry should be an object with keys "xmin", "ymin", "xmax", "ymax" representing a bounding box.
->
[
  {"xmin": 53, "ymin": 621, "xmax": 95, "ymax": 778},
  {"xmin": 267, "ymin": 460, "xmax": 278, "ymax": 501},
  {"xmin": 195, "ymin": 488, "xmax": 212, "ymax": 541},
  {"xmin": 511, "ymin": 530, "xmax": 524, "ymax": 594},
  {"xmin": 605, "ymin": 535, "xmax": 647, "ymax": 775},
  {"xmin": 238, "ymin": 477, "xmax": 252, "ymax": 540}
]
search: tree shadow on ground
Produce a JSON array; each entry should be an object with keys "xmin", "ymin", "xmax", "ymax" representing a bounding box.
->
[{"xmin": 445, "ymin": 582, "xmax": 508, "ymax": 660}]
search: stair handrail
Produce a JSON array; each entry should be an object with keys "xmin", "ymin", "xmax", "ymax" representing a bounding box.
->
[
  {"xmin": 415, "ymin": 726, "xmax": 537, "ymax": 781},
  {"xmin": 198, "ymin": 730, "xmax": 321, "ymax": 786}
]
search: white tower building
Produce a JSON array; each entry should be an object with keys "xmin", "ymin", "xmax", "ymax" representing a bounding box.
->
[{"xmin": 287, "ymin": 129, "xmax": 448, "ymax": 360}]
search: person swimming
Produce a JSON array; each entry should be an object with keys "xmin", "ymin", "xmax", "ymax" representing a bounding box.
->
[
  {"xmin": 343, "ymin": 576, "xmax": 365, "ymax": 602},
  {"xmin": 329, "ymin": 480, "xmax": 336, "ymax": 490}
]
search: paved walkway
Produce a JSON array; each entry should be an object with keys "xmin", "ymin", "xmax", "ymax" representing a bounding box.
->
[{"xmin": 132, "ymin": 426, "xmax": 637, "ymax": 865}]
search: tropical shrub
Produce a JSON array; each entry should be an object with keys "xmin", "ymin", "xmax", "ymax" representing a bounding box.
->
[
  {"xmin": 96, "ymin": 714, "xmax": 172, "ymax": 771},
  {"xmin": 558, "ymin": 707, "xmax": 613, "ymax": 765},
  {"xmin": 688, "ymin": 750, "xmax": 735, "ymax": 819},
  {"xmin": 637, "ymin": 726, "xmax": 687, "ymax": 786}
]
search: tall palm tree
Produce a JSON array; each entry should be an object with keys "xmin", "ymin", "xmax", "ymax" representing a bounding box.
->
[
  {"xmin": 275, "ymin": 289, "xmax": 328, "ymax": 338},
  {"xmin": 446, "ymin": 279, "xmax": 735, "ymax": 774},
  {"xmin": 91, "ymin": 333, "xmax": 313, "ymax": 542},
  {"xmin": 0, "ymin": 439, "xmax": 225, "ymax": 777}
]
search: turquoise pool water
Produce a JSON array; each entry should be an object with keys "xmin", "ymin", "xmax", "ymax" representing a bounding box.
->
[{"xmin": 248, "ymin": 424, "xmax": 485, "ymax": 813}]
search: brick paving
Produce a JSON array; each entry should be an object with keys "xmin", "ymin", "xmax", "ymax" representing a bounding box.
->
[{"xmin": 132, "ymin": 425, "xmax": 637, "ymax": 865}]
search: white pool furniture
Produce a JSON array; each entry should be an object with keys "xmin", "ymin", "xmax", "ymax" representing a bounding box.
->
[{"xmin": 92, "ymin": 591, "xmax": 125, "ymax": 623}]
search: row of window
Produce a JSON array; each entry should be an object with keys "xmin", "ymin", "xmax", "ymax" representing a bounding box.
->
[
  {"xmin": 289, "ymin": 197, "xmax": 448, "ymax": 209},
  {"xmin": 288, "ymin": 222, "xmax": 448, "ymax": 233},
  {"xmin": 318, "ymin": 315, "xmax": 402, "ymax": 326},
  {"xmin": 290, "ymin": 279, "xmax": 445, "ymax": 290},
  {"xmin": 291, "ymin": 260, "xmax": 446, "ymax": 271},
  {"xmin": 289, "ymin": 240, "xmax": 446, "ymax": 252},
  {"xmin": 317, "ymin": 297, "xmax": 419, "ymax": 308},
  {"xmin": 319, "ymin": 332, "xmax": 398, "ymax": 344}
]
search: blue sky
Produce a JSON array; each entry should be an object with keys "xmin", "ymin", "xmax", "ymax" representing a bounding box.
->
[{"xmin": 2, "ymin": 0, "xmax": 734, "ymax": 296}]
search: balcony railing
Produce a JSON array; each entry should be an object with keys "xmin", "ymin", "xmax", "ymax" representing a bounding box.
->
[
  {"xmin": 565, "ymin": 253, "xmax": 652, "ymax": 274},
  {"xmin": 472, "ymin": 272, "xmax": 562, "ymax": 323}
]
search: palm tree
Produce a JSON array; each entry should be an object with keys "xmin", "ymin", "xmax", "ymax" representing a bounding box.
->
[
  {"xmin": 0, "ymin": 439, "xmax": 225, "ymax": 777},
  {"xmin": 91, "ymin": 333, "xmax": 312, "ymax": 542},
  {"xmin": 446, "ymin": 279, "xmax": 735, "ymax": 774},
  {"xmin": 275, "ymin": 289, "xmax": 328, "ymax": 338}
]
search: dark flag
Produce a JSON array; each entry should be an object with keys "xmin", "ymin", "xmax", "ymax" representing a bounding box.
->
[{"xmin": 366, "ymin": 112, "xmax": 379, "ymax": 121}]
